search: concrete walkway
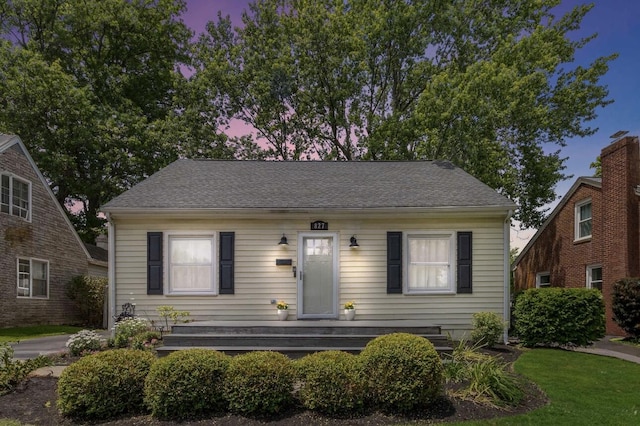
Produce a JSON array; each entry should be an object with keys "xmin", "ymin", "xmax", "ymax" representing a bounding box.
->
[
  {"xmin": 11, "ymin": 333, "xmax": 640, "ymax": 378},
  {"xmin": 573, "ymin": 335, "xmax": 640, "ymax": 364}
]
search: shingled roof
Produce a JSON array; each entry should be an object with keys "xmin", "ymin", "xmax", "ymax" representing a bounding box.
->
[{"xmin": 101, "ymin": 160, "xmax": 515, "ymax": 211}]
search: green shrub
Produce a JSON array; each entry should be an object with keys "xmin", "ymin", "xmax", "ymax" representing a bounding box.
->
[
  {"xmin": 294, "ymin": 351, "xmax": 366, "ymax": 415},
  {"xmin": 156, "ymin": 305, "xmax": 190, "ymax": 330},
  {"xmin": 514, "ymin": 288, "xmax": 605, "ymax": 347},
  {"xmin": 444, "ymin": 340, "xmax": 523, "ymax": 407},
  {"xmin": 612, "ymin": 278, "xmax": 640, "ymax": 339},
  {"xmin": 224, "ymin": 351, "xmax": 294, "ymax": 416},
  {"xmin": 66, "ymin": 275, "xmax": 107, "ymax": 328},
  {"xmin": 130, "ymin": 331, "xmax": 163, "ymax": 351},
  {"xmin": 113, "ymin": 317, "xmax": 151, "ymax": 348},
  {"xmin": 359, "ymin": 333, "xmax": 443, "ymax": 413},
  {"xmin": 57, "ymin": 349, "xmax": 156, "ymax": 419},
  {"xmin": 0, "ymin": 343, "xmax": 51, "ymax": 396},
  {"xmin": 471, "ymin": 311, "xmax": 505, "ymax": 348},
  {"xmin": 144, "ymin": 349, "xmax": 230, "ymax": 419},
  {"xmin": 65, "ymin": 329, "xmax": 105, "ymax": 356}
]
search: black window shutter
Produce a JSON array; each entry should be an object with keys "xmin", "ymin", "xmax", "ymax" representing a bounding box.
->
[
  {"xmin": 147, "ymin": 232, "xmax": 163, "ymax": 295},
  {"xmin": 457, "ymin": 232, "xmax": 472, "ymax": 293},
  {"xmin": 387, "ymin": 232, "xmax": 403, "ymax": 294},
  {"xmin": 219, "ymin": 232, "xmax": 235, "ymax": 294}
]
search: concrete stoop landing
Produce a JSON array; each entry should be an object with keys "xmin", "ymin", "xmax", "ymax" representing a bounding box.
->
[{"xmin": 158, "ymin": 320, "xmax": 453, "ymax": 358}]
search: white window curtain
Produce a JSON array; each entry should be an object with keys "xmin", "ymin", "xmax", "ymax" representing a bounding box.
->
[
  {"xmin": 169, "ymin": 236, "xmax": 214, "ymax": 293},
  {"xmin": 408, "ymin": 236, "xmax": 451, "ymax": 290}
]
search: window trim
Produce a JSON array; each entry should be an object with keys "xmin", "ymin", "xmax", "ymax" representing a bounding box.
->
[
  {"xmin": 404, "ymin": 231, "xmax": 456, "ymax": 295},
  {"xmin": 586, "ymin": 264, "xmax": 603, "ymax": 291},
  {"xmin": 536, "ymin": 272, "xmax": 551, "ymax": 288},
  {"xmin": 574, "ymin": 198, "xmax": 592, "ymax": 242},
  {"xmin": 16, "ymin": 257, "xmax": 49, "ymax": 299},
  {"xmin": 1, "ymin": 172, "xmax": 32, "ymax": 222},
  {"xmin": 164, "ymin": 231, "xmax": 217, "ymax": 295}
]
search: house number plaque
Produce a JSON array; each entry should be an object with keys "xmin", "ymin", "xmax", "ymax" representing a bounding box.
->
[{"xmin": 310, "ymin": 220, "xmax": 329, "ymax": 231}]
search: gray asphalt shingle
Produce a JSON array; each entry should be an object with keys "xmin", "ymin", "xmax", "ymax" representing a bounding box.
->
[{"xmin": 101, "ymin": 160, "xmax": 515, "ymax": 211}]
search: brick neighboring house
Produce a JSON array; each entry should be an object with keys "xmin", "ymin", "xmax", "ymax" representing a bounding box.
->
[
  {"xmin": 0, "ymin": 134, "xmax": 106, "ymax": 328},
  {"xmin": 513, "ymin": 135, "xmax": 640, "ymax": 335}
]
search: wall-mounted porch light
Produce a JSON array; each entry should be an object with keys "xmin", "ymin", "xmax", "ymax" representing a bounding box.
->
[
  {"xmin": 349, "ymin": 235, "xmax": 359, "ymax": 248},
  {"xmin": 278, "ymin": 234, "xmax": 288, "ymax": 246}
]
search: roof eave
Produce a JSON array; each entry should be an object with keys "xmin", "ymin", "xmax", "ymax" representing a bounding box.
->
[{"xmin": 102, "ymin": 204, "xmax": 515, "ymax": 219}]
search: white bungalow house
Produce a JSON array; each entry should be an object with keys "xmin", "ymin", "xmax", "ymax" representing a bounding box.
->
[{"xmin": 101, "ymin": 160, "xmax": 515, "ymax": 339}]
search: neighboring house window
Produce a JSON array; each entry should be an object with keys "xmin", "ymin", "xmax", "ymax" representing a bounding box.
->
[
  {"xmin": 406, "ymin": 233, "xmax": 455, "ymax": 293},
  {"xmin": 587, "ymin": 265, "xmax": 603, "ymax": 291},
  {"xmin": 17, "ymin": 258, "xmax": 49, "ymax": 298},
  {"xmin": 168, "ymin": 234, "xmax": 215, "ymax": 294},
  {"xmin": 1, "ymin": 173, "xmax": 31, "ymax": 220},
  {"xmin": 575, "ymin": 199, "xmax": 592, "ymax": 240},
  {"xmin": 536, "ymin": 272, "xmax": 551, "ymax": 288}
]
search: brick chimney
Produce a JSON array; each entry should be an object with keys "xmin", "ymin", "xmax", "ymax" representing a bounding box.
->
[{"xmin": 601, "ymin": 135, "xmax": 640, "ymax": 335}]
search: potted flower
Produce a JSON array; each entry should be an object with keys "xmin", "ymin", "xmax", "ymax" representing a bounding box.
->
[
  {"xmin": 344, "ymin": 301, "xmax": 356, "ymax": 321},
  {"xmin": 276, "ymin": 300, "xmax": 289, "ymax": 321}
]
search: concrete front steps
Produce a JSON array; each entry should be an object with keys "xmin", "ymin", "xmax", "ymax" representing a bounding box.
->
[{"xmin": 157, "ymin": 320, "xmax": 453, "ymax": 358}]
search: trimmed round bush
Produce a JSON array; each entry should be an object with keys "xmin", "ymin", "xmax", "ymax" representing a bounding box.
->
[
  {"xmin": 57, "ymin": 349, "xmax": 156, "ymax": 419},
  {"xmin": 514, "ymin": 288, "xmax": 605, "ymax": 347},
  {"xmin": 294, "ymin": 350, "xmax": 366, "ymax": 415},
  {"xmin": 224, "ymin": 351, "xmax": 294, "ymax": 415},
  {"xmin": 612, "ymin": 278, "xmax": 640, "ymax": 339},
  {"xmin": 470, "ymin": 311, "xmax": 505, "ymax": 348},
  {"xmin": 130, "ymin": 331, "xmax": 163, "ymax": 351},
  {"xmin": 359, "ymin": 333, "xmax": 443, "ymax": 413},
  {"xmin": 144, "ymin": 349, "xmax": 230, "ymax": 420}
]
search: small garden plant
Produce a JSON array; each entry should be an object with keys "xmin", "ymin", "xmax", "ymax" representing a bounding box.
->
[
  {"xmin": 0, "ymin": 343, "xmax": 51, "ymax": 396},
  {"xmin": 113, "ymin": 317, "xmax": 151, "ymax": 348},
  {"xmin": 156, "ymin": 305, "xmax": 190, "ymax": 330},
  {"xmin": 470, "ymin": 311, "xmax": 505, "ymax": 348},
  {"xmin": 65, "ymin": 329, "xmax": 105, "ymax": 356}
]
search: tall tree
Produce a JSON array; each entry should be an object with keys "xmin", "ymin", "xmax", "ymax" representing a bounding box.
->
[
  {"xmin": 196, "ymin": 0, "xmax": 614, "ymax": 228},
  {"xmin": 0, "ymin": 0, "xmax": 196, "ymax": 242}
]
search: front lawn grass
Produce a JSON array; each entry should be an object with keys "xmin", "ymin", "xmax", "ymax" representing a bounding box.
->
[
  {"xmin": 0, "ymin": 325, "xmax": 83, "ymax": 343},
  {"xmin": 458, "ymin": 349, "xmax": 640, "ymax": 425}
]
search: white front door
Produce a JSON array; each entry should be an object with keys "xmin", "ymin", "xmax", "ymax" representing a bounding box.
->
[{"xmin": 298, "ymin": 233, "xmax": 338, "ymax": 319}]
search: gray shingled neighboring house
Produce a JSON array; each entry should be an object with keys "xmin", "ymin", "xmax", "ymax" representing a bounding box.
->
[
  {"xmin": 102, "ymin": 159, "xmax": 515, "ymax": 338},
  {"xmin": 0, "ymin": 134, "xmax": 107, "ymax": 328}
]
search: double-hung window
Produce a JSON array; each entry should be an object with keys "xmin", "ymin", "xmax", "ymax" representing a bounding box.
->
[
  {"xmin": 406, "ymin": 233, "xmax": 455, "ymax": 293},
  {"xmin": 587, "ymin": 265, "xmax": 602, "ymax": 291},
  {"xmin": 17, "ymin": 258, "xmax": 49, "ymax": 298},
  {"xmin": 1, "ymin": 173, "xmax": 31, "ymax": 220},
  {"xmin": 168, "ymin": 234, "xmax": 215, "ymax": 294},
  {"xmin": 575, "ymin": 199, "xmax": 592, "ymax": 241}
]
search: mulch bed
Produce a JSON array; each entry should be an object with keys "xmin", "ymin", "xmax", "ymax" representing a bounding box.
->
[{"xmin": 0, "ymin": 345, "xmax": 549, "ymax": 425}]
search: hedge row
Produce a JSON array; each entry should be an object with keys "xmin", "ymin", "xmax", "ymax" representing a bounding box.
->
[{"xmin": 57, "ymin": 333, "xmax": 443, "ymax": 420}]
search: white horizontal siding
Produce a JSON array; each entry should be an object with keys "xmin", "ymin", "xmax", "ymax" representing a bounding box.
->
[{"xmin": 112, "ymin": 215, "xmax": 507, "ymax": 336}]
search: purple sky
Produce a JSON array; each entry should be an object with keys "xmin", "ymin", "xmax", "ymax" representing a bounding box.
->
[{"xmin": 182, "ymin": 1, "xmax": 640, "ymax": 243}]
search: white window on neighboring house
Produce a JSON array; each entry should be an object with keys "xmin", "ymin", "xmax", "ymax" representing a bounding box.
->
[
  {"xmin": 406, "ymin": 233, "xmax": 455, "ymax": 294},
  {"xmin": 536, "ymin": 272, "xmax": 551, "ymax": 288},
  {"xmin": 17, "ymin": 258, "xmax": 49, "ymax": 298},
  {"xmin": 575, "ymin": 199, "xmax": 592, "ymax": 241},
  {"xmin": 587, "ymin": 265, "xmax": 603, "ymax": 291},
  {"xmin": 167, "ymin": 234, "xmax": 216, "ymax": 294},
  {"xmin": 1, "ymin": 173, "xmax": 31, "ymax": 220}
]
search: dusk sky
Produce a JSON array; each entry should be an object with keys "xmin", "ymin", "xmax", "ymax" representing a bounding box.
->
[{"xmin": 181, "ymin": 0, "xmax": 640, "ymax": 248}]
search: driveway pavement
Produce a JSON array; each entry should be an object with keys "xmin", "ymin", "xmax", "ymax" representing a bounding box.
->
[{"xmin": 9, "ymin": 330, "xmax": 111, "ymax": 360}]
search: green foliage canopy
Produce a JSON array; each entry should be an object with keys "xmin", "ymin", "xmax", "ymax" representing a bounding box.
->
[{"xmin": 196, "ymin": 0, "xmax": 615, "ymax": 227}]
